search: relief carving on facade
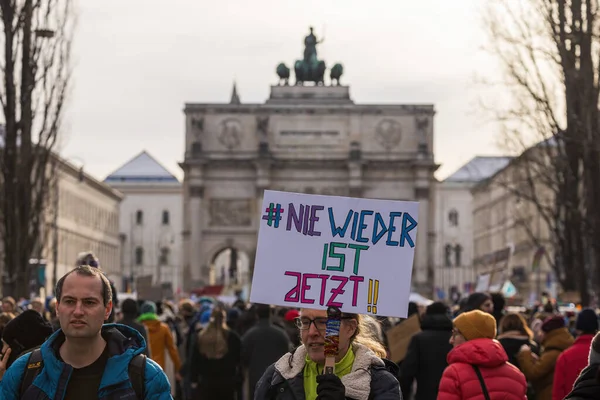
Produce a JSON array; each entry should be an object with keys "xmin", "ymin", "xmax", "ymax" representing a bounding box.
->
[
  {"xmin": 416, "ymin": 116, "xmax": 429, "ymax": 133},
  {"xmin": 375, "ymin": 119, "xmax": 403, "ymax": 149},
  {"xmin": 272, "ymin": 186, "xmax": 349, "ymax": 196},
  {"xmin": 219, "ymin": 118, "xmax": 242, "ymax": 150},
  {"xmin": 191, "ymin": 116, "xmax": 204, "ymax": 138},
  {"xmin": 209, "ymin": 199, "xmax": 252, "ymax": 226},
  {"xmin": 256, "ymin": 116, "xmax": 269, "ymax": 139}
]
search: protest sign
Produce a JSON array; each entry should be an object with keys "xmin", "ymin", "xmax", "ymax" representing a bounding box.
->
[
  {"xmin": 385, "ymin": 314, "xmax": 421, "ymax": 362},
  {"xmin": 250, "ymin": 190, "xmax": 419, "ymax": 318}
]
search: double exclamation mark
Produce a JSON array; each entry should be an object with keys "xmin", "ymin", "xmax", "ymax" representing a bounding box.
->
[{"xmin": 367, "ymin": 279, "xmax": 379, "ymax": 314}]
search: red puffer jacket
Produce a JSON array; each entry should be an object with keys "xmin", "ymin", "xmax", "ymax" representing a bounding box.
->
[
  {"xmin": 552, "ymin": 334, "xmax": 594, "ymax": 400},
  {"xmin": 437, "ymin": 338, "xmax": 527, "ymax": 400}
]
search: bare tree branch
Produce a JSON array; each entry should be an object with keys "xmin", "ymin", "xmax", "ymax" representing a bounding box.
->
[{"xmin": 0, "ymin": 0, "xmax": 73, "ymax": 297}]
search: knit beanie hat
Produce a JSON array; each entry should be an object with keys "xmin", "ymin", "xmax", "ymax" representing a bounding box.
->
[
  {"xmin": 140, "ymin": 301, "xmax": 157, "ymax": 315},
  {"xmin": 576, "ymin": 309, "xmax": 599, "ymax": 333},
  {"xmin": 453, "ymin": 309, "xmax": 497, "ymax": 340},
  {"xmin": 426, "ymin": 301, "xmax": 449, "ymax": 316},
  {"xmin": 541, "ymin": 315, "xmax": 565, "ymax": 333},
  {"xmin": 2, "ymin": 310, "xmax": 53, "ymax": 367}
]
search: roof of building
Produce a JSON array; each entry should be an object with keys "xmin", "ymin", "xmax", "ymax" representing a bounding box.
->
[
  {"xmin": 444, "ymin": 156, "xmax": 514, "ymax": 183},
  {"xmin": 104, "ymin": 151, "xmax": 179, "ymax": 183}
]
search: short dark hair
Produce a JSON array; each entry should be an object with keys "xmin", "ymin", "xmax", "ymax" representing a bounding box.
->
[
  {"xmin": 121, "ymin": 298, "xmax": 139, "ymax": 317},
  {"xmin": 256, "ymin": 304, "xmax": 271, "ymax": 319},
  {"xmin": 55, "ymin": 265, "xmax": 112, "ymax": 306}
]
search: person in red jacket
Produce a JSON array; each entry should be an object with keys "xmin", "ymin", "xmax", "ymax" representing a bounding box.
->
[
  {"xmin": 438, "ymin": 310, "xmax": 527, "ymax": 400},
  {"xmin": 553, "ymin": 309, "xmax": 599, "ymax": 400}
]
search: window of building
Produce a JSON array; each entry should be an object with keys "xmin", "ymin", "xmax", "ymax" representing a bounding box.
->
[
  {"xmin": 162, "ymin": 210, "xmax": 170, "ymax": 225},
  {"xmin": 444, "ymin": 244, "xmax": 453, "ymax": 267},
  {"xmin": 159, "ymin": 247, "xmax": 170, "ymax": 266},
  {"xmin": 455, "ymin": 244, "xmax": 463, "ymax": 267},
  {"xmin": 135, "ymin": 247, "xmax": 144, "ymax": 265},
  {"xmin": 448, "ymin": 209, "xmax": 459, "ymax": 226},
  {"xmin": 136, "ymin": 210, "xmax": 143, "ymax": 225}
]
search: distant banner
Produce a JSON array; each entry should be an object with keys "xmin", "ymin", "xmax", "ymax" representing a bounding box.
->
[{"xmin": 250, "ymin": 191, "xmax": 419, "ymax": 318}]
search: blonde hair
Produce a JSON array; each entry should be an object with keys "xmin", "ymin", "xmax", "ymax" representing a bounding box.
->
[
  {"xmin": 350, "ymin": 314, "xmax": 387, "ymax": 358},
  {"xmin": 197, "ymin": 307, "xmax": 229, "ymax": 359}
]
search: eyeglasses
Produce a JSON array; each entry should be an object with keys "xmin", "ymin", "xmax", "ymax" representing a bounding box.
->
[
  {"xmin": 451, "ymin": 329, "xmax": 464, "ymax": 339},
  {"xmin": 295, "ymin": 316, "xmax": 354, "ymax": 331}
]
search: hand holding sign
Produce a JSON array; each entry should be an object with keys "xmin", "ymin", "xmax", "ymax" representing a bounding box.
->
[
  {"xmin": 250, "ymin": 191, "xmax": 419, "ymax": 319},
  {"xmin": 324, "ymin": 306, "xmax": 342, "ymax": 374}
]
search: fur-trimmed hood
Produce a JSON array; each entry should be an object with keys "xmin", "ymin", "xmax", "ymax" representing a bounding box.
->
[
  {"xmin": 274, "ymin": 342, "xmax": 385, "ymax": 400},
  {"xmin": 497, "ymin": 330, "xmax": 531, "ymax": 340}
]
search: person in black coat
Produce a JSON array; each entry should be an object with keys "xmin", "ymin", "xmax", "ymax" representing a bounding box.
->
[
  {"xmin": 118, "ymin": 298, "xmax": 150, "ymax": 357},
  {"xmin": 497, "ymin": 312, "xmax": 539, "ymax": 370},
  {"xmin": 241, "ymin": 304, "xmax": 291, "ymax": 399},
  {"xmin": 189, "ymin": 307, "xmax": 241, "ymax": 400},
  {"xmin": 399, "ymin": 301, "xmax": 453, "ymax": 400}
]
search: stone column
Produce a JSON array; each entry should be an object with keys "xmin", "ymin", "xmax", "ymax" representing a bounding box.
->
[
  {"xmin": 414, "ymin": 186, "xmax": 432, "ymax": 293},
  {"xmin": 189, "ymin": 186, "xmax": 204, "ymax": 284},
  {"xmin": 255, "ymin": 158, "xmax": 271, "ymax": 225},
  {"xmin": 348, "ymin": 141, "xmax": 363, "ymax": 198}
]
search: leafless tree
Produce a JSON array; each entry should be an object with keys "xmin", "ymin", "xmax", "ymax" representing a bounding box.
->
[
  {"xmin": 482, "ymin": 0, "xmax": 600, "ymax": 305},
  {"xmin": 0, "ymin": 0, "xmax": 73, "ymax": 298}
]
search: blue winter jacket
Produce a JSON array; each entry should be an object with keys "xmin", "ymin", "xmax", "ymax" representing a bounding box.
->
[{"xmin": 0, "ymin": 323, "xmax": 172, "ymax": 399}]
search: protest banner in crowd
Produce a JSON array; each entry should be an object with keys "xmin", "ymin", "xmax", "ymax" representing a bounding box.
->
[{"xmin": 250, "ymin": 190, "xmax": 419, "ymax": 318}]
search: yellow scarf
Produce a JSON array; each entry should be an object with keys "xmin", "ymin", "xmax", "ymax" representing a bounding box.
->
[{"xmin": 303, "ymin": 347, "xmax": 355, "ymax": 400}]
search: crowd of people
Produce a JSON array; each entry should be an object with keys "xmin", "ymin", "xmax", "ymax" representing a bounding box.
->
[{"xmin": 0, "ymin": 254, "xmax": 600, "ymax": 399}]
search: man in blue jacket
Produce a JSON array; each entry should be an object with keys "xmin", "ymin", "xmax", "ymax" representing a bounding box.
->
[{"xmin": 0, "ymin": 265, "xmax": 172, "ymax": 399}]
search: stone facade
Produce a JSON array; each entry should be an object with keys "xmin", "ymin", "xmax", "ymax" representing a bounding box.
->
[
  {"xmin": 45, "ymin": 157, "xmax": 122, "ymax": 295},
  {"xmin": 433, "ymin": 157, "xmax": 512, "ymax": 302},
  {"xmin": 471, "ymin": 153, "xmax": 555, "ymax": 301},
  {"xmin": 180, "ymin": 85, "xmax": 438, "ymax": 295}
]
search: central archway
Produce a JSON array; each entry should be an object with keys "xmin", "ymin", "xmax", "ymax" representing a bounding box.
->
[{"xmin": 210, "ymin": 246, "xmax": 251, "ymax": 299}]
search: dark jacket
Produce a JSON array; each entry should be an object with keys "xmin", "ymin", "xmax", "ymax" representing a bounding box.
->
[
  {"xmin": 120, "ymin": 316, "xmax": 151, "ymax": 357},
  {"xmin": 518, "ymin": 327, "xmax": 574, "ymax": 400},
  {"xmin": 188, "ymin": 328, "xmax": 242, "ymax": 386},
  {"xmin": 254, "ymin": 343, "xmax": 402, "ymax": 400},
  {"xmin": 497, "ymin": 331, "xmax": 540, "ymax": 370},
  {"xmin": 565, "ymin": 363, "xmax": 600, "ymax": 400},
  {"xmin": 399, "ymin": 313, "xmax": 452, "ymax": 400},
  {"xmin": 242, "ymin": 319, "xmax": 291, "ymax": 398},
  {"xmin": 0, "ymin": 324, "xmax": 171, "ymax": 399}
]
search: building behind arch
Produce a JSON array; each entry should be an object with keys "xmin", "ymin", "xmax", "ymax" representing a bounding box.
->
[{"xmin": 105, "ymin": 151, "xmax": 182, "ymax": 295}]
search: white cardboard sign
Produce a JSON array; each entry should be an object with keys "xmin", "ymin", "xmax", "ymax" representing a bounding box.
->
[{"xmin": 250, "ymin": 191, "xmax": 419, "ymax": 318}]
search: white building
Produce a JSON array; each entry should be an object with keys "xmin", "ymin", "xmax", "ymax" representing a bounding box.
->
[
  {"xmin": 434, "ymin": 156, "xmax": 512, "ymax": 302},
  {"xmin": 105, "ymin": 151, "xmax": 182, "ymax": 294}
]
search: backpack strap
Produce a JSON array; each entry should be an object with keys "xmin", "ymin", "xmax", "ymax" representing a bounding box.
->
[
  {"xmin": 128, "ymin": 353, "xmax": 146, "ymax": 399},
  {"xmin": 19, "ymin": 349, "xmax": 44, "ymax": 398},
  {"xmin": 472, "ymin": 365, "xmax": 491, "ymax": 400}
]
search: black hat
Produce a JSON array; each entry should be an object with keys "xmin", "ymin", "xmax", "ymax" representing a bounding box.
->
[
  {"xmin": 2, "ymin": 310, "xmax": 53, "ymax": 366},
  {"xmin": 576, "ymin": 309, "xmax": 599, "ymax": 333},
  {"xmin": 426, "ymin": 302, "xmax": 449, "ymax": 315}
]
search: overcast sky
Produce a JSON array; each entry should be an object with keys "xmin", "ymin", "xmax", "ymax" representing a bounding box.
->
[{"xmin": 61, "ymin": 0, "xmax": 505, "ymax": 181}]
